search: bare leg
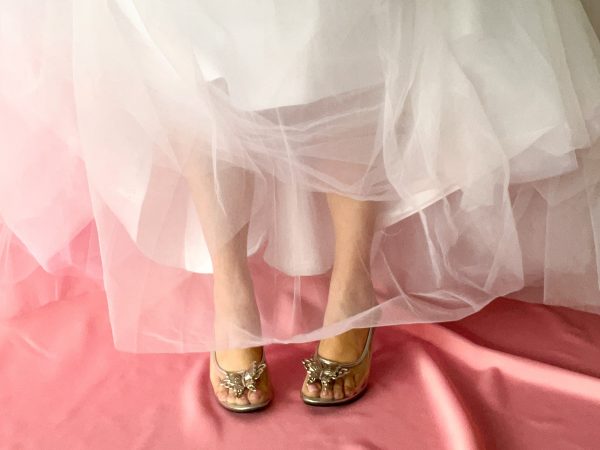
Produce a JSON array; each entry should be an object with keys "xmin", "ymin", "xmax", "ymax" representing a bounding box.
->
[
  {"xmin": 211, "ymin": 224, "xmax": 272, "ymax": 407},
  {"xmin": 302, "ymin": 193, "xmax": 377, "ymax": 400},
  {"xmin": 186, "ymin": 161, "xmax": 271, "ymax": 407}
]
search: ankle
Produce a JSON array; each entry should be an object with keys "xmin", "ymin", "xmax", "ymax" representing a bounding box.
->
[
  {"xmin": 215, "ymin": 346, "xmax": 264, "ymax": 371},
  {"xmin": 330, "ymin": 261, "xmax": 371, "ymax": 282},
  {"xmin": 324, "ymin": 273, "xmax": 376, "ymax": 324},
  {"xmin": 318, "ymin": 328, "xmax": 370, "ymax": 358},
  {"xmin": 212, "ymin": 267, "xmax": 261, "ymax": 340}
]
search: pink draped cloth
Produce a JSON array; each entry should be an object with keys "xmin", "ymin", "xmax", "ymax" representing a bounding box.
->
[{"xmin": 2, "ymin": 278, "xmax": 600, "ymax": 449}]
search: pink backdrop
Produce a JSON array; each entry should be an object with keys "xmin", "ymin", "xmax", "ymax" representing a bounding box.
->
[{"xmin": 2, "ymin": 274, "xmax": 600, "ymax": 449}]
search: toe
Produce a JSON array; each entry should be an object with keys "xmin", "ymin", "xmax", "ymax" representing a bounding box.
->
[
  {"xmin": 344, "ymin": 375, "xmax": 356, "ymax": 397},
  {"xmin": 333, "ymin": 380, "xmax": 344, "ymax": 400},
  {"xmin": 216, "ymin": 387, "xmax": 229, "ymax": 402},
  {"xmin": 354, "ymin": 371, "xmax": 366, "ymax": 391},
  {"xmin": 237, "ymin": 395, "xmax": 250, "ymax": 406},
  {"xmin": 217, "ymin": 381, "xmax": 228, "ymax": 394},
  {"xmin": 304, "ymin": 382, "xmax": 321, "ymax": 397},
  {"xmin": 211, "ymin": 376, "xmax": 230, "ymax": 403},
  {"xmin": 320, "ymin": 384, "xmax": 333, "ymax": 400},
  {"xmin": 227, "ymin": 389, "xmax": 238, "ymax": 404},
  {"xmin": 248, "ymin": 389, "xmax": 264, "ymax": 405}
]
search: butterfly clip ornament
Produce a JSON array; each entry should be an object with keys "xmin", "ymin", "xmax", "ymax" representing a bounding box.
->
[
  {"xmin": 219, "ymin": 361, "xmax": 266, "ymax": 398},
  {"xmin": 302, "ymin": 357, "xmax": 350, "ymax": 390}
]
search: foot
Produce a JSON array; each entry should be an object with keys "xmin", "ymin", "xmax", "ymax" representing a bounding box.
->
[
  {"xmin": 302, "ymin": 328, "xmax": 372, "ymax": 401},
  {"xmin": 210, "ymin": 346, "xmax": 273, "ymax": 408},
  {"xmin": 302, "ymin": 267, "xmax": 376, "ymax": 401}
]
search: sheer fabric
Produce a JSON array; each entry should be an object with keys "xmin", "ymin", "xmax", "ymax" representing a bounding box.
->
[{"xmin": 1, "ymin": 0, "xmax": 599, "ymax": 351}]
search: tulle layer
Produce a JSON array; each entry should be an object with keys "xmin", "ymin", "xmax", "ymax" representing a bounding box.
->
[{"xmin": 1, "ymin": 0, "xmax": 600, "ymax": 351}]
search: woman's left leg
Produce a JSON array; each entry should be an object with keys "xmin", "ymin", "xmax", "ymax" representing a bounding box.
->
[{"xmin": 302, "ymin": 192, "xmax": 377, "ymax": 400}]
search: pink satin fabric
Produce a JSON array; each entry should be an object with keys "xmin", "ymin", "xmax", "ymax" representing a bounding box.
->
[
  {"xmin": 2, "ymin": 277, "xmax": 599, "ymax": 449},
  {"xmin": 3, "ymin": 1, "xmax": 600, "ymax": 353}
]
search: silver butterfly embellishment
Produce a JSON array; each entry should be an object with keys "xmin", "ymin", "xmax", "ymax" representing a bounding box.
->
[
  {"xmin": 220, "ymin": 361, "xmax": 266, "ymax": 398},
  {"xmin": 302, "ymin": 357, "xmax": 349, "ymax": 388}
]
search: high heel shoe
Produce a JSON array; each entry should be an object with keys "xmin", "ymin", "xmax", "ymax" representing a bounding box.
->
[
  {"xmin": 301, "ymin": 328, "xmax": 374, "ymax": 406},
  {"xmin": 212, "ymin": 350, "xmax": 272, "ymax": 412}
]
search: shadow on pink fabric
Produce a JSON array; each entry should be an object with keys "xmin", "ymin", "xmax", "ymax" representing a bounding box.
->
[{"xmin": 2, "ymin": 280, "xmax": 600, "ymax": 449}]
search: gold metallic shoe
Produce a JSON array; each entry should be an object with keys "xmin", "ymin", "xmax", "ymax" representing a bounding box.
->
[
  {"xmin": 301, "ymin": 328, "xmax": 373, "ymax": 406},
  {"xmin": 212, "ymin": 351, "xmax": 271, "ymax": 412}
]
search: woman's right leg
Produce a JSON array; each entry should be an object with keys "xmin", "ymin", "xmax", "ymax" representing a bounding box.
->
[{"xmin": 185, "ymin": 161, "xmax": 271, "ymax": 407}]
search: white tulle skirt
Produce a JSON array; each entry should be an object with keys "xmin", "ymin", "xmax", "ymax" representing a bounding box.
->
[{"xmin": 1, "ymin": 0, "xmax": 599, "ymax": 351}]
